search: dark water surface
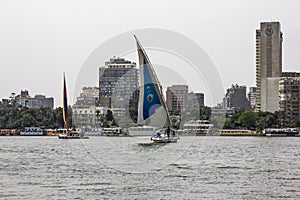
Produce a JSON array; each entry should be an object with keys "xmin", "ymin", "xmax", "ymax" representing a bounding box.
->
[{"xmin": 0, "ymin": 136, "xmax": 300, "ymax": 199}]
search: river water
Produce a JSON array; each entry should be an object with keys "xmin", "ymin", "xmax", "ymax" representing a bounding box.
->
[{"xmin": 0, "ymin": 136, "xmax": 300, "ymax": 199}]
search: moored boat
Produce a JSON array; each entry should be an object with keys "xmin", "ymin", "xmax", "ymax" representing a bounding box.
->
[
  {"xmin": 263, "ymin": 128, "xmax": 299, "ymax": 137},
  {"xmin": 57, "ymin": 129, "xmax": 88, "ymax": 139},
  {"xmin": 183, "ymin": 120, "xmax": 214, "ymax": 136},
  {"xmin": 20, "ymin": 127, "xmax": 45, "ymax": 136},
  {"xmin": 103, "ymin": 127, "xmax": 125, "ymax": 136}
]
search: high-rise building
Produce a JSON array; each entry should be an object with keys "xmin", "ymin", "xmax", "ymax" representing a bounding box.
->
[
  {"xmin": 187, "ymin": 92, "xmax": 204, "ymax": 107},
  {"xmin": 99, "ymin": 57, "xmax": 138, "ymax": 108},
  {"xmin": 223, "ymin": 84, "xmax": 250, "ymax": 110},
  {"xmin": 255, "ymin": 21, "xmax": 283, "ymax": 112},
  {"xmin": 279, "ymin": 77, "xmax": 300, "ymax": 122},
  {"xmin": 248, "ymin": 87, "xmax": 256, "ymax": 110},
  {"xmin": 166, "ymin": 85, "xmax": 188, "ymax": 113}
]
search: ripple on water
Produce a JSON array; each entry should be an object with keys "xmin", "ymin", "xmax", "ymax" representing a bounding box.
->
[{"xmin": 1, "ymin": 136, "xmax": 300, "ymax": 199}]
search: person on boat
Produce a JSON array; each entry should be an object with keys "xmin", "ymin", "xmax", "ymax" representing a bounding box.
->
[
  {"xmin": 166, "ymin": 126, "xmax": 170, "ymax": 138},
  {"xmin": 172, "ymin": 130, "xmax": 176, "ymax": 136}
]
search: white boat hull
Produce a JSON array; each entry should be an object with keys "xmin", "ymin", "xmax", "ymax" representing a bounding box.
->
[
  {"xmin": 150, "ymin": 128, "xmax": 179, "ymax": 143},
  {"xmin": 151, "ymin": 135, "xmax": 179, "ymax": 143},
  {"xmin": 58, "ymin": 133, "xmax": 89, "ymax": 139}
]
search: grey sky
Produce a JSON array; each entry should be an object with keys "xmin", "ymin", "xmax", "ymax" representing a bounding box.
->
[{"xmin": 0, "ymin": 0, "xmax": 299, "ymax": 107}]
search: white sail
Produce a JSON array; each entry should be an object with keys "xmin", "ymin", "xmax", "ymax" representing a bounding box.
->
[{"xmin": 134, "ymin": 35, "xmax": 171, "ymax": 128}]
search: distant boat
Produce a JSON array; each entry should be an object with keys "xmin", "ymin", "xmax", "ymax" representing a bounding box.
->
[
  {"xmin": 58, "ymin": 73, "xmax": 88, "ymax": 139},
  {"xmin": 263, "ymin": 128, "xmax": 299, "ymax": 137},
  {"xmin": 183, "ymin": 120, "xmax": 214, "ymax": 136},
  {"xmin": 134, "ymin": 35, "xmax": 179, "ymax": 143},
  {"xmin": 103, "ymin": 127, "xmax": 125, "ymax": 136},
  {"xmin": 20, "ymin": 127, "xmax": 45, "ymax": 136}
]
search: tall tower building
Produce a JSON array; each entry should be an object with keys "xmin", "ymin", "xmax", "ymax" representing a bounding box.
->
[
  {"xmin": 256, "ymin": 21, "xmax": 283, "ymax": 112},
  {"xmin": 99, "ymin": 57, "xmax": 138, "ymax": 108}
]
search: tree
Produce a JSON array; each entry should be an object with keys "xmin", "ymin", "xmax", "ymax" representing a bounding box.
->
[
  {"xmin": 223, "ymin": 118, "xmax": 235, "ymax": 129},
  {"xmin": 200, "ymin": 105, "xmax": 211, "ymax": 120},
  {"xmin": 210, "ymin": 116, "xmax": 226, "ymax": 129},
  {"xmin": 238, "ymin": 111, "xmax": 258, "ymax": 130}
]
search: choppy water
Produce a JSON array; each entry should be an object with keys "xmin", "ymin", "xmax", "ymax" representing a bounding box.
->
[{"xmin": 0, "ymin": 136, "xmax": 300, "ymax": 199}]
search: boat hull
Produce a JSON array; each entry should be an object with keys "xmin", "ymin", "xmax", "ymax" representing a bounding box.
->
[
  {"xmin": 265, "ymin": 133, "xmax": 299, "ymax": 137},
  {"xmin": 263, "ymin": 128, "xmax": 299, "ymax": 137},
  {"xmin": 150, "ymin": 128, "xmax": 179, "ymax": 143},
  {"xmin": 151, "ymin": 136, "xmax": 179, "ymax": 143},
  {"xmin": 58, "ymin": 134, "xmax": 89, "ymax": 139}
]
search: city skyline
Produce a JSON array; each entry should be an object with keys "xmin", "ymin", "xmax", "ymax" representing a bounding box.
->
[{"xmin": 1, "ymin": 0, "xmax": 300, "ymax": 107}]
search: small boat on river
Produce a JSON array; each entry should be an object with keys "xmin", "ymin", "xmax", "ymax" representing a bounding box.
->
[
  {"xmin": 134, "ymin": 35, "xmax": 179, "ymax": 143},
  {"xmin": 58, "ymin": 73, "xmax": 89, "ymax": 139}
]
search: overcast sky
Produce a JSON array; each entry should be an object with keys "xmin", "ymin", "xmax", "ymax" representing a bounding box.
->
[{"xmin": 1, "ymin": 0, "xmax": 300, "ymax": 107}]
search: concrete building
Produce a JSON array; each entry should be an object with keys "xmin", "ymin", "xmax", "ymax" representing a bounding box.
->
[
  {"xmin": 74, "ymin": 87, "xmax": 99, "ymax": 106},
  {"xmin": 223, "ymin": 84, "xmax": 250, "ymax": 110},
  {"xmin": 166, "ymin": 85, "xmax": 188, "ymax": 113},
  {"xmin": 187, "ymin": 92, "xmax": 204, "ymax": 107},
  {"xmin": 248, "ymin": 87, "xmax": 256, "ymax": 110},
  {"xmin": 279, "ymin": 77, "xmax": 300, "ymax": 122},
  {"xmin": 72, "ymin": 106, "xmax": 107, "ymax": 132},
  {"xmin": 211, "ymin": 104, "xmax": 234, "ymax": 118},
  {"xmin": 255, "ymin": 21, "xmax": 283, "ymax": 112},
  {"xmin": 282, "ymin": 72, "xmax": 300, "ymax": 77},
  {"xmin": 73, "ymin": 87, "xmax": 102, "ymax": 131},
  {"xmin": 99, "ymin": 57, "xmax": 138, "ymax": 108},
  {"xmin": 15, "ymin": 90, "xmax": 54, "ymax": 109}
]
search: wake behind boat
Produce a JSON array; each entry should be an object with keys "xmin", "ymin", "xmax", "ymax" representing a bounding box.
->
[
  {"xmin": 134, "ymin": 35, "xmax": 179, "ymax": 143},
  {"xmin": 58, "ymin": 73, "xmax": 89, "ymax": 140}
]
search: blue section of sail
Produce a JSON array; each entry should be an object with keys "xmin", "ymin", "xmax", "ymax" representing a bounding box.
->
[{"xmin": 142, "ymin": 60, "xmax": 162, "ymax": 120}]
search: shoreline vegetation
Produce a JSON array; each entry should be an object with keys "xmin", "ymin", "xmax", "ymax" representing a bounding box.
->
[{"xmin": 1, "ymin": 105, "xmax": 300, "ymax": 137}]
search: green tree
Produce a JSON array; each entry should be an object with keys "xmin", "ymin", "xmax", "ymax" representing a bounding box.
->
[
  {"xmin": 223, "ymin": 118, "xmax": 235, "ymax": 129},
  {"xmin": 210, "ymin": 116, "xmax": 226, "ymax": 129},
  {"xmin": 238, "ymin": 111, "xmax": 258, "ymax": 130}
]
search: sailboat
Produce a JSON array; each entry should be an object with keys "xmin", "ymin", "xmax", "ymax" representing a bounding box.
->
[
  {"xmin": 58, "ymin": 73, "xmax": 88, "ymax": 139},
  {"xmin": 134, "ymin": 35, "xmax": 179, "ymax": 143}
]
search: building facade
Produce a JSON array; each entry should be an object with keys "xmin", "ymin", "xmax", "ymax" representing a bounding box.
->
[
  {"xmin": 166, "ymin": 85, "xmax": 188, "ymax": 113},
  {"xmin": 15, "ymin": 90, "xmax": 54, "ymax": 109},
  {"xmin": 73, "ymin": 87, "xmax": 103, "ymax": 131},
  {"xmin": 279, "ymin": 77, "xmax": 300, "ymax": 122},
  {"xmin": 256, "ymin": 21, "xmax": 283, "ymax": 112},
  {"xmin": 187, "ymin": 92, "xmax": 204, "ymax": 107},
  {"xmin": 223, "ymin": 84, "xmax": 250, "ymax": 110},
  {"xmin": 74, "ymin": 87, "xmax": 99, "ymax": 106},
  {"xmin": 282, "ymin": 72, "xmax": 300, "ymax": 77},
  {"xmin": 99, "ymin": 57, "xmax": 138, "ymax": 108},
  {"xmin": 72, "ymin": 106, "xmax": 107, "ymax": 132},
  {"xmin": 248, "ymin": 87, "xmax": 256, "ymax": 110}
]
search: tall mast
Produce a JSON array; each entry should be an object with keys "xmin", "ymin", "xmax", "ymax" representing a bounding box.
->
[{"xmin": 62, "ymin": 73, "xmax": 69, "ymax": 130}]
